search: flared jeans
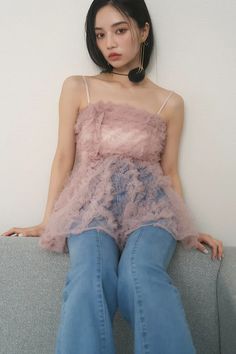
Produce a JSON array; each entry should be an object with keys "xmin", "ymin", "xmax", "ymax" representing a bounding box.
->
[{"xmin": 54, "ymin": 224, "xmax": 197, "ymax": 354}]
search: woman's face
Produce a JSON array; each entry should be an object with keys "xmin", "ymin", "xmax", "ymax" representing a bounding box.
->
[{"xmin": 94, "ymin": 5, "xmax": 148, "ymax": 72}]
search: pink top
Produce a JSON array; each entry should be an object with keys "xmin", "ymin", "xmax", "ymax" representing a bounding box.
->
[{"xmin": 39, "ymin": 76, "xmax": 200, "ymax": 254}]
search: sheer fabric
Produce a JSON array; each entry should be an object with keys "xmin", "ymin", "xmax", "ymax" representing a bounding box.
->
[{"xmin": 39, "ymin": 78, "xmax": 199, "ymax": 254}]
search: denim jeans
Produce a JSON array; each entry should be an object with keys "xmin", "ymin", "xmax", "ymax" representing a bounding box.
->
[{"xmin": 54, "ymin": 225, "xmax": 197, "ymax": 354}]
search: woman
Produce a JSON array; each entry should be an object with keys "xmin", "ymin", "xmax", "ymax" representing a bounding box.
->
[{"xmin": 2, "ymin": 0, "xmax": 224, "ymax": 353}]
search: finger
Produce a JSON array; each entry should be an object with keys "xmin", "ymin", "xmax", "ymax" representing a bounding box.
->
[
  {"xmin": 196, "ymin": 242, "xmax": 209, "ymax": 254},
  {"xmin": 211, "ymin": 240, "xmax": 224, "ymax": 260},
  {"xmin": 1, "ymin": 228, "xmax": 20, "ymax": 237},
  {"xmin": 18, "ymin": 233, "xmax": 25, "ymax": 237},
  {"xmin": 19, "ymin": 230, "xmax": 34, "ymax": 237},
  {"xmin": 1, "ymin": 229, "xmax": 14, "ymax": 236},
  {"xmin": 200, "ymin": 237, "xmax": 218, "ymax": 260},
  {"xmin": 211, "ymin": 242, "xmax": 219, "ymax": 260},
  {"xmin": 216, "ymin": 241, "xmax": 224, "ymax": 260}
]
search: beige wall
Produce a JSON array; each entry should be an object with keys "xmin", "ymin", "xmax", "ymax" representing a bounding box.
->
[{"xmin": 0, "ymin": 0, "xmax": 235, "ymax": 246}]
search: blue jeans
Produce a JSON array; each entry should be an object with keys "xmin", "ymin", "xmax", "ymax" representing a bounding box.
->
[{"xmin": 54, "ymin": 225, "xmax": 197, "ymax": 354}]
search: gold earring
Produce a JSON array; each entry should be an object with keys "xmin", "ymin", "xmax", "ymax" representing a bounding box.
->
[
  {"xmin": 127, "ymin": 42, "xmax": 146, "ymax": 82},
  {"xmin": 137, "ymin": 42, "xmax": 145, "ymax": 73}
]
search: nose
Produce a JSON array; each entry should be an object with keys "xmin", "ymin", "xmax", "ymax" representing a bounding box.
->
[{"xmin": 106, "ymin": 33, "xmax": 116, "ymax": 49}]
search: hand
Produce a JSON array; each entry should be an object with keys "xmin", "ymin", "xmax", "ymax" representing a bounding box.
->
[
  {"xmin": 195, "ymin": 232, "xmax": 224, "ymax": 261},
  {"xmin": 1, "ymin": 223, "xmax": 46, "ymax": 238}
]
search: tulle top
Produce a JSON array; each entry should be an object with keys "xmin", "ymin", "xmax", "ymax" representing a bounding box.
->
[{"xmin": 39, "ymin": 76, "xmax": 200, "ymax": 254}]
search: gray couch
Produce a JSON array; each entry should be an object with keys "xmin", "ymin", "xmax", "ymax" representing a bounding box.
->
[{"xmin": 0, "ymin": 236, "xmax": 235, "ymax": 354}]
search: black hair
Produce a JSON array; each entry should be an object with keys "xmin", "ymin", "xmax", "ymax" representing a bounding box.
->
[{"xmin": 84, "ymin": 0, "xmax": 154, "ymax": 73}]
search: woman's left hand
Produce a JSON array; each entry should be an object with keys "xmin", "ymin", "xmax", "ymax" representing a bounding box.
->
[{"xmin": 195, "ymin": 232, "xmax": 224, "ymax": 261}]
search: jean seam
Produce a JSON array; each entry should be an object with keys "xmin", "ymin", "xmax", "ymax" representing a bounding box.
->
[
  {"xmin": 96, "ymin": 230, "xmax": 108, "ymax": 353},
  {"xmin": 55, "ymin": 304, "xmax": 65, "ymax": 353},
  {"xmin": 130, "ymin": 228, "xmax": 151, "ymax": 354},
  {"xmin": 55, "ymin": 274, "xmax": 69, "ymax": 354}
]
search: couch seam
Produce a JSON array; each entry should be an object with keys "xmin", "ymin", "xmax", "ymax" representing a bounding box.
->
[{"xmin": 216, "ymin": 259, "xmax": 223, "ymax": 354}]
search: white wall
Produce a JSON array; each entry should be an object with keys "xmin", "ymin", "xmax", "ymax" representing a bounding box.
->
[{"xmin": 0, "ymin": 0, "xmax": 235, "ymax": 246}]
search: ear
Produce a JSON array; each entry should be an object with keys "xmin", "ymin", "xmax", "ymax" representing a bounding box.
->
[{"xmin": 140, "ymin": 22, "xmax": 150, "ymax": 42}]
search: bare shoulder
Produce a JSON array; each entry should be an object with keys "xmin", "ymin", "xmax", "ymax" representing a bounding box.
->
[
  {"xmin": 60, "ymin": 75, "xmax": 88, "ymax": 108},
  {"xmin": 164, "ymin": 90, "xmax": 184, "ymax": 124},
  {"xmin": 149, "ymin": 80, "xmax": 184, "ymax": 123},
  {"xmin": 61, "ymin": 75, "xmax": 85, "ymax": 90},
  {"xmin": 150, "ymin": 80, "xmax": 184, "ymax": 105}
]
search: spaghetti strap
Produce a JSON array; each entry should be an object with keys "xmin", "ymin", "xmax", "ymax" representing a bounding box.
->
[
  {"xmin": 82, "ymin": 76, "xmax": 90, "ymax": 104},
  {"xmin": 157, "ymin": 91, "xmax": 174, "ymax": 114}
]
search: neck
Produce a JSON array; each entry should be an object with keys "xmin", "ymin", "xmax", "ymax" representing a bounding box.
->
[
  {"xmin": 111, "ymin": 71, "xmax": 128, "ymax": 76},
  {"xmin": 101, "ymin": 71, "xmax": 147, "ymax": 87}
]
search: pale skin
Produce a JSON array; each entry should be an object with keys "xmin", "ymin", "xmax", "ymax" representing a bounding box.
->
[{"xmin": 2, "ymin": 4, "xmax": 224, "ymax": 261}]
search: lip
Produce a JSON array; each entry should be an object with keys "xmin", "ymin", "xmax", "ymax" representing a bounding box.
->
[
  {"xmin": 108, "ymin": 55, "xmax": 122, "ymax": 61},
  {"xmin": 108, "ymin": 53, "xmax": 121, "ymax": 58}
]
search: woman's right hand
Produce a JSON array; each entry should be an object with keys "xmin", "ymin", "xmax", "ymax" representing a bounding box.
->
[{"xmin": 1, "ymin": 222, "xmax": 46, "ymax": 238}]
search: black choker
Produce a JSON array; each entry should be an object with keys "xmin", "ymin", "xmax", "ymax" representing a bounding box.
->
[{"xmin": 111, "ymin": 67, "xmax": 145, "ymax": 83}]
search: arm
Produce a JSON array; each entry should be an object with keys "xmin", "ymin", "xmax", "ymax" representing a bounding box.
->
[
  {"xmin": 159, "ymin": 93, "xmax": 185, "ymax": 201},
  {"xmin": 42, "ymin": 75, "xmax": 82, "ymax": 224},
  {"xmin": 159, "ymin": 94, "xmax": 224, "ymax": 258}
]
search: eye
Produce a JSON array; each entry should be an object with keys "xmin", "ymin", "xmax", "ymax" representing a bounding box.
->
[
  {"xmin": 95, "ymin": 28, "xmax": 127, "ymax": 40},
  {"xmin": 116, "ymin": 28, "xmax": 127, "ymax": 34},
  {"xmin": 95, "ymin": 33, "xmax": 104, "ymax": 39}
]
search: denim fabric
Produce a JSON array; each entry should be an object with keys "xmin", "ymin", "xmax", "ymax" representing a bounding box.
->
[
  {"xmin": 54, "ymin": 225, "xmax": 197, "ymax": 354},
  {"xmin": 55, "ymin": 168, "xmax": 196, "ymax": 353}
]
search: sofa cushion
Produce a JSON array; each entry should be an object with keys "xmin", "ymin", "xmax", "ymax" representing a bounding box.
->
[{"xmin": 0, "ymin": 236, "xmax": 224, "ymax": 354}]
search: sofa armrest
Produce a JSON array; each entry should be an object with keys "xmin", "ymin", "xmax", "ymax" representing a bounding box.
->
[
  {"xmin": 217, "ymin": 247, "xmax": 236, "ymax": 354},
  {"xmin": 168, "ymin": 242, "xmax": 221, "ymax": 354}
]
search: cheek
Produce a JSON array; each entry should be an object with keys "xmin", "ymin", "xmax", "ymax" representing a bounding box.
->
[
  {"xmin": 96, "ymin": 41, "xmax": 105, "ymax": 54},
  {"xmin": 123, "ymin": 40, "xmax": 139, "ymax": 57},
  {"xmin": 123, "ymin": 33, "xmax": 139, "ymax": 51},
  {"xmin": 122, "ymin": 32, "xmax": 133, "ymax": 45},
  {"xmin": 119, "ymin": 37, "xmax": 134, "ymax": 53}
]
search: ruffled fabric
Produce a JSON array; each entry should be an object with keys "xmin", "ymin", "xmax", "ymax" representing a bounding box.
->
[{"xmin": 39, "ymin": 101, "xmax": 199, "ymax": 254}]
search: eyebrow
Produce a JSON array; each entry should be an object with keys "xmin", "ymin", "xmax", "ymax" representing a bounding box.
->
[{"xmin": 94, "ymin": 21, "xmax": 129, "ymax": 30}]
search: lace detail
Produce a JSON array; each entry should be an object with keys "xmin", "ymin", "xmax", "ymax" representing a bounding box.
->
[{"xmin": 39, "ymin": 101, "xmax": 199, "ymax": 254}]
